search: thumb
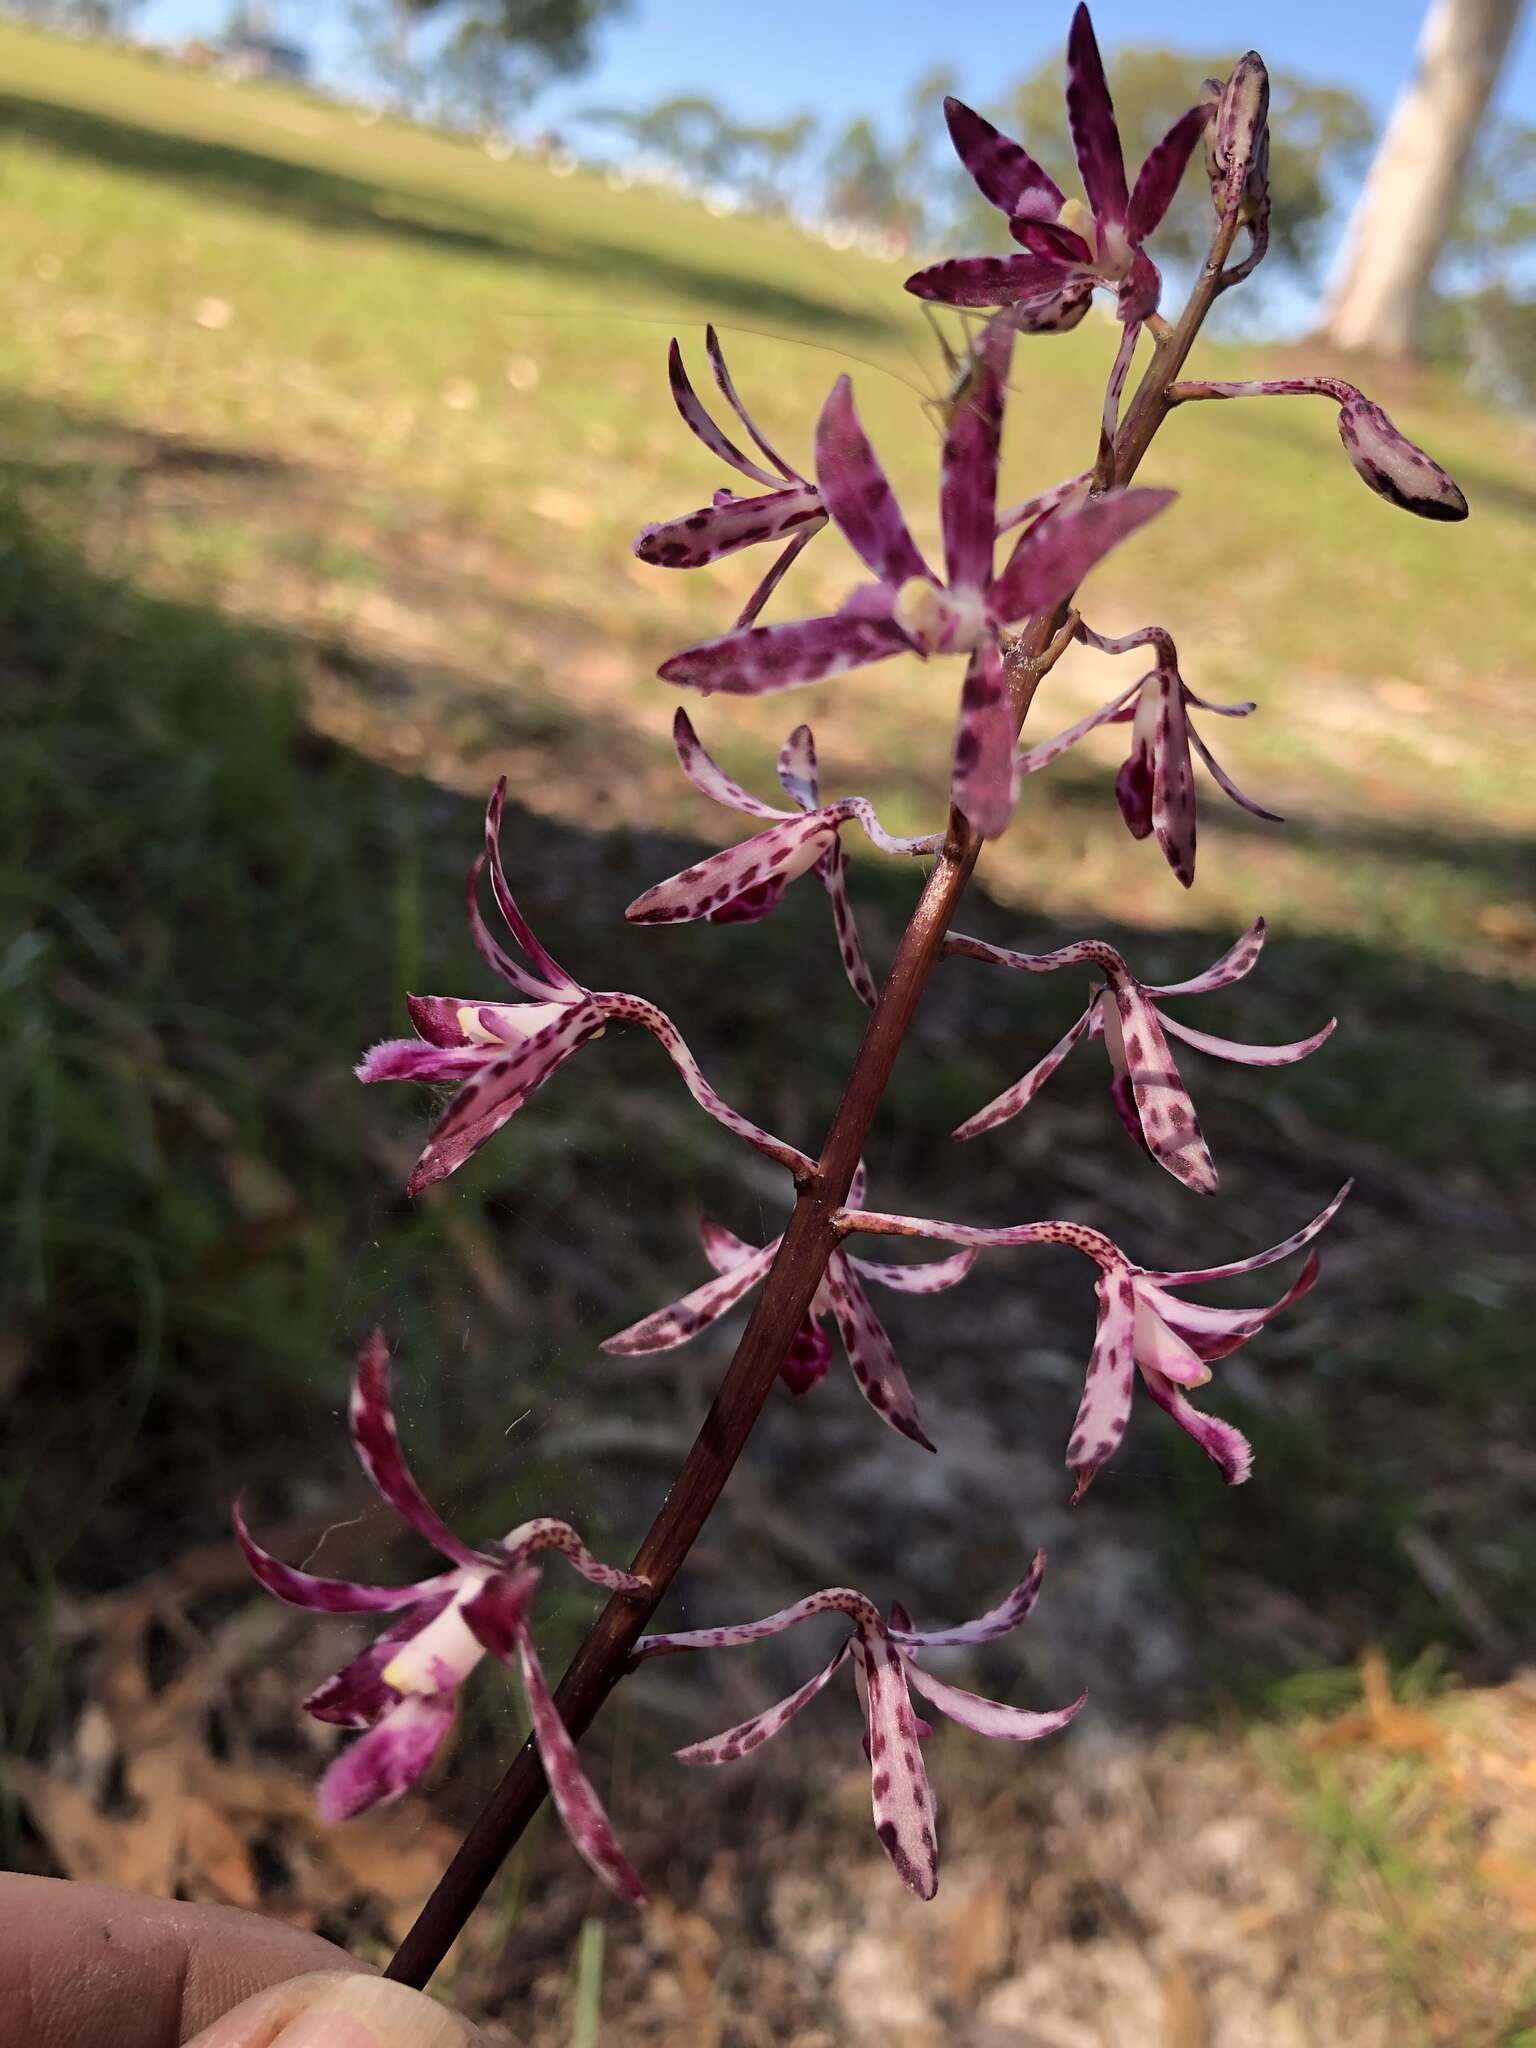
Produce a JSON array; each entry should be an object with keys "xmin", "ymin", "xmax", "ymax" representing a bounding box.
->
[{"xmin": 183, "ymin": 1970, "xmax": 490, "ymax": 2048}]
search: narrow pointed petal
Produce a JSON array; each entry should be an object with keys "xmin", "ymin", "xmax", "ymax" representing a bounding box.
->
[
  {"xmin": 668, "ymin": 336, "xmax": 781, "ymax": 487},
  {"xmin": 734, "ymin": 525, "xmax": 819, "ymax": 630},
  {"xmin": 635, "ymin": 484, "xmax": 824, "ymax": 570},
  {"xmin": 627, "ymin": 811, "xmax": 837, "ymax": 926},
  {"xmin": 1156, "ymin": 1009, "xmax": 1337, "ymax": 1067},
  {"xmin": 952, "ymin": 1004, "xmax": 1095, "ymax": 1141},
  {"xmin": 464, "ymin": 854, "xmax": 559, "ymax": 1001},
  {"xmin": 1146, "ymin": 918, "xmax": 1266, "ymax": 998},
  {"xmin": 906, "ymin": 1662, "xmax": 1085, "ymax": 1744},
  {"xmin": 1188, "ymin": 724, "xmax": 1284, "ymax": 823},
  {"xmin": 675, "ymin": 1642, "xmax": 852, "ymax": 1764},
  {"xmin": 847, "ymin": 1247, "xmax": 977, "ymax": 1295},
  {"xmin": 1100, "ymin": 977, "xmax": 1217, "ymax": 1194},
  {"xmin": 517, "ymin": 1632, "xmax": 648, "ymax": 1902},
  {"xmin": 635, "ymin": 1586, "xmax": 881, "ymax": 1660},
  {"xmin": 317, "ymin": 1692, "xmax": 454, "ymax": 1822},
  {"xmin": 699, "ymin": 1214, "xmax": 765, "ymax": 1276},
  {"xmin": 303, "ymin": 1597, "xmax": 456, "ymax": 1728},
  {"xmin": 1140, "ymin": 1251, "xmax": 1320, "ymax": 1363},
  {"xmin": 776, "ymin": 723, "xmax": 820, "ymax": 809},
  {"xmin": 1066, "ymin": 3, "xmax": 1130, "ymax": 225},
  {"xmin": 1144, "ymin": 1183, "xmax": 1352, "ymax": 1286},
  {"xmin": 233, "ymin": 1498, "xmax": 454, "ymax": 1615},
  {"xmin": 601, "ymin": 1238, "xmax": 778, "ymax": 1354},
  {"xmin": 1015, "ymin": 678, "xmax": 1143, "ymax": 775},
  {"xmin": 862, "ymin": 1629, "xmax": 939, "ymax": 1898},
  {"xmin": 905, "ymin": 253, "xmax": 1077, "ymax": 309},
  {"xmin": 1065, "ymin": 1266, "xmax": 1137, "ymax": 1493},
  {"xmin": 604, "ymin": 995, "xmax": 815, "ymax": 1175},
  {"xmin": 824, "ymin": 1255, "xmax": 936, "ymax": 1452},
  {"xmin": 705, "ymin": 323, "xmax": 800, "ymax": 482},
  {"xmin": 942, "ymin": 97, "xmax": 1065, "ymax": 218},
  {"xmin": 1126, "ymin": 103, "xmax": 1212, "ymax": 242},
  {"xmin": 404, "ymin": 1007, "xmax": 602, "ymax": 1194},
  {"xmin": 990, "ymin": 489, "xmax": 1172, "ymax": 625},
  {"xmin": 349, "ymin": 1332, "xmax": 484, "ymax": 1571},
  {"xmin": 893, "ymin": 1552, "xmax": 1046, "ymax": 1649},
  {"xmin": 1139, "ymin": 1368, "xmax": 1252, "ymax": 1484},
  {"xmin": 951, "ymin": 640, "xmax": 1016, "ymax": 839},
  {"xmin": 484, "ymin": 780, "xmax": 579, "ymax": 994},
  {"xmin": 940, "ymin": 324, "xmax": 1010, "ymax": 591},
  {"xmin": 659, "ymin": 612, "xmax": 909, "ymax": 699},
  {"xmin": 671, "ymin": 708, "xmax": 790, "ymax": 822},
  {"xmin": 815, "ymin": 377, "xmax": 930, "ymax": 585},
  {"xmin": 815, "ymin": 839, "xmax": 879, "ymax": 1011},
  {"xmin": 1148, "ymin": 674, "xmax": 1197, "ymax": 886},
  {"xmin": 1010, "ymin": 216, "xmax": 1095, "ymax": 263}
]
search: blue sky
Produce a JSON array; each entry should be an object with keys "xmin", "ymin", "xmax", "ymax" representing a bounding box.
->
[{"xmin": 138, "ymin": 0, "xmax": 1536, "ymax": 133}]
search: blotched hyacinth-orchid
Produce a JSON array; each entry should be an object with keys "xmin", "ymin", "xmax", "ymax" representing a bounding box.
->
[
  {"xmin": 658, "ymin": 318, "xmax": 1172, "ymax": 838},
  {"xmin": 626, "ymin": 711, "xmax": 938, "ymax": 1007},
  {"xmin": 633, "ymin": 1553, "xmax": 1082, "ymax": 1899},
  {"xmin": 357, "ymin": 778, "xmax": 811, "ymax": 1192},
  {"xmin": 947, "ymin": 919, "xmax": 1336, "ymax": 1193},
  {"xmin": 1015, "ymin": 621, "xmax": 1278, "ymax": 887},
  {"xmin": 841, "ymin": 1185, "xmax": 1350, "ymax": 1497},
  {"xmin": 602, "ymin": 1166, "xmax": 975, "ymax": 1447},
  {"xmin": 235, "ymin": 1332, "xmax": 650, "ymax": 1900},
  {"xmin": 906, "ymin": 7, "xmax": 1210, "ymax": 328},
  {"xmin": 633, "ymin": 329, "xmax": 828, "ymax": 628}
]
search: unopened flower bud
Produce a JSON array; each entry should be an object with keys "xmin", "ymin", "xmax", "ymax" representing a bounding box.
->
[
  {"xmin": 1336, "ymin": 398, "xmax": 1469, "ymax": 522},
  {"xmin": 1200, "ymin": 56, "xmax": 1270, "ymax": 224}
]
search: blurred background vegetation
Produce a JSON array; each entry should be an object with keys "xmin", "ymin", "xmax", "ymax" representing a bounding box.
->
[{"xmin": 0, "ymin": 4, "xmax": 1533, "ymax": 2042}]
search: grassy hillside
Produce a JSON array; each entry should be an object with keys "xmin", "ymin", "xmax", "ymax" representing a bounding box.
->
[{"xmin": 1, "ymin": 24, "xmax": 1533, "ymax": 2036}]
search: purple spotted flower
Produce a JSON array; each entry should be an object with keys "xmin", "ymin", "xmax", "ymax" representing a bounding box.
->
[
  {"xmin": 357, "ymin": 779, "xmax": 811, "ymax": 1193},
  {"xmin": 657, "ymin": 319, "xmax": 1171, "ymax": 839},
  {"xmin": 601, "ymin": 1165, "xmax": 975, "ymax": 1447},
  {"xmin": 633, "ymin": 329, "xmax": 827, "ymax": 627},
  {"xmin": 626, "ymin": 711, "xmax": 939, "ymax": 1007},
  {"xmin": 633, "ymin": 1553, "xmax": 1082, "ymax": 1900},
  {"xmin": 905, "ymin": 6, "xmax": 1210, "ymax": 328},
  {"xmin": 840, "ymin": 1184, "xmax": 1350, "ymax": 1497},
  {"xmin": 947, "ymin": 920, "xmax": 1336, "ymax": 1194},
  {"xmin": 235, "ymin": 1331, "xmax": 650, "ymax": 1900},
  {"xmin": 1016, "ymin": 621, "xmax": 1278, "ymax": 887}
]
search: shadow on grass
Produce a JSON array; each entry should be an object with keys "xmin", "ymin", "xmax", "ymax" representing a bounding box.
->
[
  {"xmin": 0, "ymin": 90, "xmax": 893, "ymax": 337},
  {"xmin": 1, "ymin": 410, "xmax": 1532, "ymax": 1805}
]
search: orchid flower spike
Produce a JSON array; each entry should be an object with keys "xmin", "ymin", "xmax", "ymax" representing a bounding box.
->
[
  {"xmin": 906, "ymin": 6, "xmax": 1211, "ymax": 327},
  {"xmin": 601, "ymin": 1163, "xmax": 975, "ymax": 1449},
  {"xmin": 357, "ymin": 779, "xmax": 812, "ymax": 1192},
  {"xmin": 234, "ymin": 1331, "xmax": 650, "ymax": 1900},
  {"xmin": 658, "ymin": 317, "xmax": 1171, "ymax": 839},
  {"xmin": 1016, "ymin": 621, "xmax": 1278, "ymax": 886},
  {"xmin": 947, "ymin": 920, "xmax": 1336, "ymax": 1194},
  {"xmin": 839, "ymin": 1184, "xmax": 1351, "ymax": 1497},
  {"xmin": 626, "ymin": 712, "xmax": 939, "ymax": 1007},
  {"xmin": 632, "ymin": 329, "xmax": 828, "ymax": 629},
  {"xmin": 634, "ymin": 1553, "xmax": 1082, "ymax": 1900}
]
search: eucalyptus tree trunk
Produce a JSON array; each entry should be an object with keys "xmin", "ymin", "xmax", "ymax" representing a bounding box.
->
[{"xmin": 1320, "ymin": 0, "xmax": 1526, "ymax": 356}]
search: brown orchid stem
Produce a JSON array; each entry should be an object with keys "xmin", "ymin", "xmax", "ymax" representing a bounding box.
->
[{"xmin": 386, "ymin": 213, "xmax": 1239, "ymax": 1993}]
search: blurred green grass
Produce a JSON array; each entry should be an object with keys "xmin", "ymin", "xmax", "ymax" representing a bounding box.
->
[{"xmin": 1, "ymin": 14, "xmax": 1532, "ymax": 1810}]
